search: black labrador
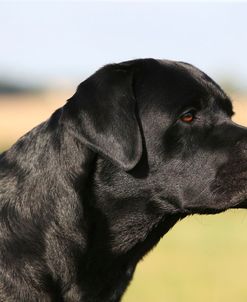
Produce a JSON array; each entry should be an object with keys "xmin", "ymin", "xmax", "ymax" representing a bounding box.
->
[{"xmin": 0, "ymin": 58, "xmax": 247, "ymax": 301}]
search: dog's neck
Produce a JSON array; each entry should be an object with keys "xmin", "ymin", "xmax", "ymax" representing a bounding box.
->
[{"xmin": 54, "ymin": 138, "xmax": 182, "ymax": 300}]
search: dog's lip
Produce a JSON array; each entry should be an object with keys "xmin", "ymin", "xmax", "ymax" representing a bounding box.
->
[
  {"xmin": 228, "ymin": 189, "xmax": 247, "ymax": 209},
  {"xmin": 232, "ymin": 199, "xmax": 247, "ymax": 209},
  {"xmin": 182, "ymin": 194, "xmax": 247, "ymax": 214}
]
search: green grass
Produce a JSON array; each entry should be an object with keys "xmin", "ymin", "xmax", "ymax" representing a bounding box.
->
[{"xmin": 123, "ymin": 210, "xmax": 247, "ymax": 302}]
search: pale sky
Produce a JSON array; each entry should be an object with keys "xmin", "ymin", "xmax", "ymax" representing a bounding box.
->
[{"xmin": 0, "ymin": 1, "xmax": 246, "ymax": 90}]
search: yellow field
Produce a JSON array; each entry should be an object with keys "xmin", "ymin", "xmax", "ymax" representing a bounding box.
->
[
  {"xmin": 0, "ymin": 92, "xmax": 247, "ymax": 301},
  {"xmin": 0, "ymin": 89, "xmax": 73, "ymax": 149},
  {"xmin": 123, "ymin": 211, "xmax": 247, "ymax": 302}
]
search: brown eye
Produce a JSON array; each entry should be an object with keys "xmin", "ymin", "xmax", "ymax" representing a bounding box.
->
[{"xmin": 180, "ymin": 112, "xmax": 194, "ymax": 123}]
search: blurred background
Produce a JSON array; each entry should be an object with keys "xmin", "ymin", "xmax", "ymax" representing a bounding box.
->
[{"xmin": 1, "ymin": 1, "xmax": 247, "ymax": 301}]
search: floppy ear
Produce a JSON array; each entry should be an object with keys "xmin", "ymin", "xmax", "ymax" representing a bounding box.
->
[{"xmin": 64, "ymin": 63, "xmax": 143, "ymax": 171}]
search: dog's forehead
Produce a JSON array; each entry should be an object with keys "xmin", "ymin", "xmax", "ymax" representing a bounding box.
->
[
  {"xmin": 155, "ymin": 59, "xmax": 226, "ymax": 97},
  {"xmin": 135, "ymin": 59, "xmax": 232, "ymax": 115}
]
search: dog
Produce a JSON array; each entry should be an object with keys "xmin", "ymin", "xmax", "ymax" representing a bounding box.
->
[{"xmin": 0, "ymin": 58, "xmax": 247, "ymax": 301}]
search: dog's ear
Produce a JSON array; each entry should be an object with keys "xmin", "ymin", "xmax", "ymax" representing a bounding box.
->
[{"xmin": 65, "ymin": 63, "xmax": 143, "ymax": 171}]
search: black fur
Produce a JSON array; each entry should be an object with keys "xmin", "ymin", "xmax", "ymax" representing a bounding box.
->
[{"xmin": 1, "ymin": 58, "xmax": 247, "ymax": 301}]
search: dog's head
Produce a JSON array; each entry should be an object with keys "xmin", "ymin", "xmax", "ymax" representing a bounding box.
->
[{"xmin": 64, "ymin": 58, "xmax": 247, "ymax": 217}]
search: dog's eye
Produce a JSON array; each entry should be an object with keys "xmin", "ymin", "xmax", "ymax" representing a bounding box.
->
[{"xmin": 180, "ymin": 111, "xmax": 195, "ymax": 123}]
